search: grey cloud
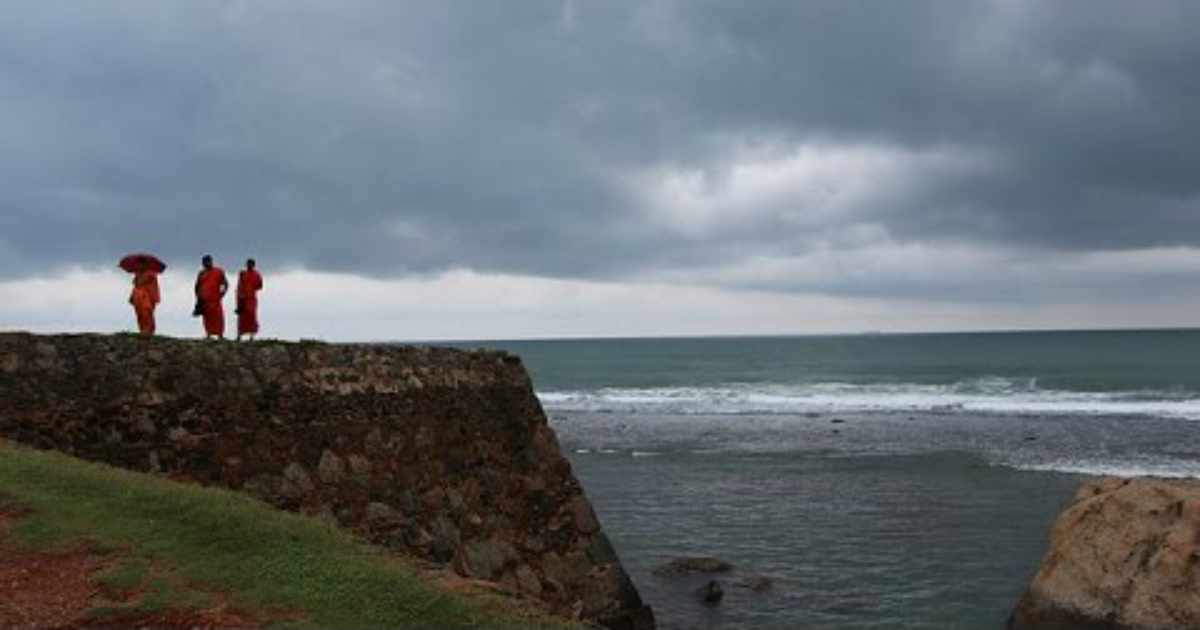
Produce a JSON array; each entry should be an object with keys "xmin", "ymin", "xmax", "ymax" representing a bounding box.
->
[{"xmin": 0, "ymin": 0, "xmax": 1198, "ymax": 300}]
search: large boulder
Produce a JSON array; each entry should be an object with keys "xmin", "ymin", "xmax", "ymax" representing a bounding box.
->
[{"xmin": 1010, "ymin": 477, "xmax": 1200, "ymax": 630}]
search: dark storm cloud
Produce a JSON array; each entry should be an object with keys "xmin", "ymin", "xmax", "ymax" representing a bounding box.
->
[{"xmin": 1, "ymin": 0, "xmax": 1198, "ymax": 291}]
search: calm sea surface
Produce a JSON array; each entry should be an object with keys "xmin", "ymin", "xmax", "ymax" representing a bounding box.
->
[{"xmin": 458, "ymin": 331, "xmax": 1200, "ymax": 630}]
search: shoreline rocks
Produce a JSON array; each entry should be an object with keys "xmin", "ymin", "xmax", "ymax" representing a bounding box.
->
[
  {"xmin": 695, "ymin": 580, "xmax": 724, "ymax": 605},
  {"xmin": 734, "ymin": 575, "xmax": 773, "ymax": 591},
  {"xmin": 1010, "ymin": 477, "xmax": 1200, "ymax": 630},
  {"xmin": 652, "ymin": 557, "xmax": 732, "ymax": 578}
]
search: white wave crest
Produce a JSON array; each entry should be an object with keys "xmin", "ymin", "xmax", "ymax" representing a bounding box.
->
[
  {"xmin": 1001, "ymin": 458, "xmax": 1200, "ymax": 479},
  {"xmin": 537, "ymin": 378, "xmax": 1200, "ymax": 420}
]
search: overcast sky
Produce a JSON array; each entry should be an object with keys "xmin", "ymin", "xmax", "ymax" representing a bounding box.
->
[{"xmin": 2, "ymin": 1, "xmax": 1199, "ymax": 340}]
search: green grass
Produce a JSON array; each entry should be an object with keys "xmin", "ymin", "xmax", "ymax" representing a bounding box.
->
[
  {"xmin": 0, "ymin": 442, "xmax": 577, "ymax": 629},
  {"xmin": 86, "ymin": 557, "xmax": 218, "ymax": 621}
]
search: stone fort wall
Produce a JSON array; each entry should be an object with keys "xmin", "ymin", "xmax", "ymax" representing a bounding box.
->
[{"xmin": 0, "ymin": 332, "xmax": 653, "ymax": 629}]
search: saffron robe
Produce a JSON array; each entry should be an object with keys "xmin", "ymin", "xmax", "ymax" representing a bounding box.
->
[
  {"xmin": 129, "ymin": 271, "xmax": 160, "ymax": 336},
  {"xmin": 236, "ymin": 269, "xmax": 263, "ymax": 335},
  {"xmin": 195, "ymin": 267, "xmax": 228, "ymax": 337}
]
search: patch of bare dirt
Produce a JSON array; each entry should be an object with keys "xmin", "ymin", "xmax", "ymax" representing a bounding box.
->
[
  {"xmin": 0, "ymin": 507, "xmax": 111, "ymax": 628},
  {"xmin": 423, "ymin": 565, "xmax": 576, "ymax": 624},
  {"xmin": 80, "ymin": 604, "xmax": 258, "ymax": 629},
  {"xmin": 0, "ymin": 505, "xmax": 259, "ymax": 629}
]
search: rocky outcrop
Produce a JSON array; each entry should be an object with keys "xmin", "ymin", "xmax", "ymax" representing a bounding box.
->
[
  {"xmin": 694, "ymin": 580, "xmax": 723, "ymax": 605},
  {"xmin": 734, "ymin": 575, "xmax": 773, "ymax": 591},
  {"xmin": 0, "ymin": 332, "xmax": 653, "ymax": 629},
  {"xmin": 1010, "ymin": 477, "xmax": 1200, "ymax": 630},
  {"xmin": 652, "ymin": 557, "xmax": 732, "ymax": 578}
]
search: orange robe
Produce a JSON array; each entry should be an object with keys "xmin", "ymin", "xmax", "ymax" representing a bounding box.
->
[
  {"xmin": 129, "ymin": 271, "xmax": 160, "ymax": 336},
  {"xmin": 236, "ymin": 269, "xmax": 263, "ymax": 336},
  {"xmin": 196, "ymin": 267, "xmax": 227, "ymax": 337}
]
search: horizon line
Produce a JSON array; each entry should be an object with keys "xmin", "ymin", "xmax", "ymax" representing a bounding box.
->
[{"xmin": 401, "ymin": 325, "xmax": 1200, "ymax": 345}]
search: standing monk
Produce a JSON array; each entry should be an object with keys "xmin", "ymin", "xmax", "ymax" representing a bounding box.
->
[
  {"xmin": 194, "ymin": 255, "xmax": 228, "ymax": 339},
  {"xmin": 236, "ymin": 259, "xmax": 264, "ymax": 341},
  {"xmin": 129, "ymin": 269, "xmax": 160, "ymax": 336}
]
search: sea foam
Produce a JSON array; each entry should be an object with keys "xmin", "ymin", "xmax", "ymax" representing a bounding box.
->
[
  {"xmin": 1001, "ymin": 458, "xmax": 1200, "ymax": 479},
  {"xmin": 538, "ymin": 378, "xmax": 1200, "ymax": 420}
]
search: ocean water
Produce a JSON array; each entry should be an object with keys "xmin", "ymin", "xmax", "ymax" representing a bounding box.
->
[{"xmin": 462, "ymin": 331, "xmax": 1200, "ymax": 630}]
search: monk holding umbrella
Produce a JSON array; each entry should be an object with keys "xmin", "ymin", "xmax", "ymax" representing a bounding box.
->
[{"xmin": 119, "ymin": 253, "xmax": 165, "ymax": 336}]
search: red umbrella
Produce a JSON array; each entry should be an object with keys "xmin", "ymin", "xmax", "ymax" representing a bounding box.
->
[{"xmin": 119, "ymin": 253, "xmax": 167, "ymax": 274}]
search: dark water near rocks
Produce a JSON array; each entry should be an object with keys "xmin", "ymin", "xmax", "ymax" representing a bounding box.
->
[{"xmin": 462, "ymin": 331, "xmax": 1200, "ymax": 629}]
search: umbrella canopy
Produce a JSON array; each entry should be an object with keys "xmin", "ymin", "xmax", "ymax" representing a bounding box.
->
[{"xmin": 119, "ymin": 253, "xmax": 167, "ymax": 274}]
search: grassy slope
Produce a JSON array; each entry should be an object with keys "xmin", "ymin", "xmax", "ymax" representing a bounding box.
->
[{"xmin": 0, "ymin": 442, "xmax": 576, "ymax": 629}]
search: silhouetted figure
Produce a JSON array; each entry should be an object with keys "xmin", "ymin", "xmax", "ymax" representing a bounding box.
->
[
  {"xmin": 236, "ymin": 259, "xmax": 264, "ymax": 341},
  {"xmin": 194, "ymin": 255, "xmax": 228, "ymax": 340}
]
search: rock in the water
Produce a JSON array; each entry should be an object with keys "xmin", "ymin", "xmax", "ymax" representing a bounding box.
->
[
  {"xmin": 652, "ymin": 557, "xmax": 732, "ymax": 577},
  {"xmin": 695, "ymin": 580, "xmax": 723, "ymax": 605},
  {"xmin": 1010, "ymin": 477, "xmax": 1200, "ymax": 630},
  {"xmin": 734, "ymin": 575, "xmax": 773, "ymax": 591}
]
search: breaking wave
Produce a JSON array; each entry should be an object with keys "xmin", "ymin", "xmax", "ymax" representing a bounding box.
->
[
  {"xmin": 538, "ymin": 377, "xmax": 1200, "ymax": 420},
  {"xmin": 999, "ymin": 457, "xmax": 1200, "ymax": 479}
]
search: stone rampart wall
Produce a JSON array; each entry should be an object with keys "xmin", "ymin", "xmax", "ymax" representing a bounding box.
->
[{"xmin": 0, "ymin": 332, "xmax": 652, "ymax": 629}]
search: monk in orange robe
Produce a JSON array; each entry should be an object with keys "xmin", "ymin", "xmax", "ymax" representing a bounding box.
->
[
  {"xmin": 194, "ymin": 255, "xmax": 228, "ymax": 339},
  {"xmin": 129, "ymin": 270, "xmax": 160, "ymax": 336},
  {"xmin": 236, "ymin": 259, "xmax": 264, "ymax": 341}
]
